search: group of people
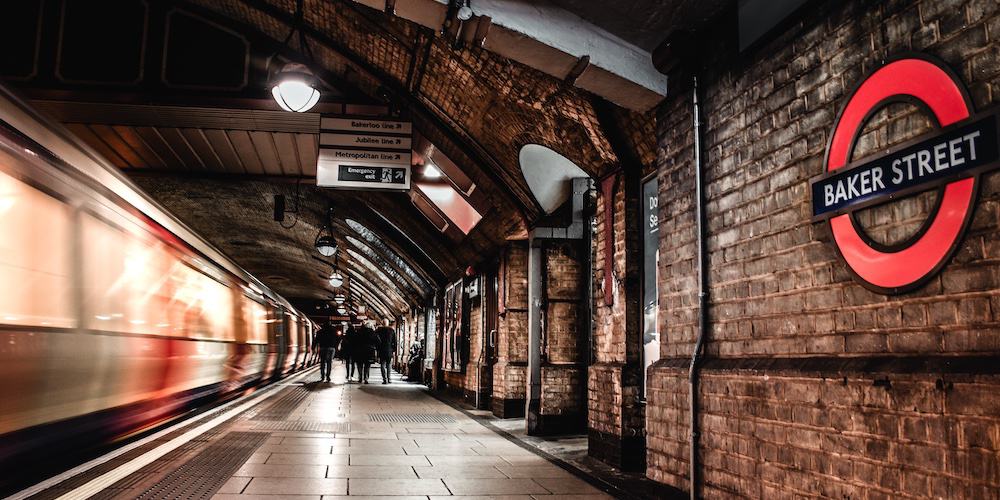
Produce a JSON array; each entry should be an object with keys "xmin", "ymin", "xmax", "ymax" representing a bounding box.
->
[{"xmin": 313, "ymin": 320, "xmax": 396, "ymax": 384}]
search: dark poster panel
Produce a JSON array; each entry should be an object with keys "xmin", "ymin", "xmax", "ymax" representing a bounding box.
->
[
  {"xmin": 442, "ymin": 280, "xmax": 465, "ymax": 372},
  {"xmin": 641, "ymin": 175, "xmax": 660, "ymax": 398}
]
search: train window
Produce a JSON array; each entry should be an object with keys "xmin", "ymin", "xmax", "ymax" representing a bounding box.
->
[
  {"xmin": 287, "ymin": 314, "xmax": 298, "ymax": 347},
  {"xmin": 242, "ymin": 298, "xmax": 268, "ymax": 344},
  {"xmin": 81, "ymin": 213, "xmax": 234, "ymax": 340},
  {"xmin": 0, "ymin": 170, "xmax": 74, "ymax": 328}
]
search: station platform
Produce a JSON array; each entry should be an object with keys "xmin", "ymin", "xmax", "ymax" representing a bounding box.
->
[{"xmin": 14, "ymin": 363, "xmax": 613, "ymax": 500}]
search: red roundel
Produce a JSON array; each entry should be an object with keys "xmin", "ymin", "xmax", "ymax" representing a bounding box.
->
[{"xmin": 826, "ymin": 57, "xmax": 976, "ymax": 293}]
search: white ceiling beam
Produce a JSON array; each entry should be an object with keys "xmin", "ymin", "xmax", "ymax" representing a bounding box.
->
[{"xmin": 350, "ymin": 0, "xmax": 666, "ymax": 112}]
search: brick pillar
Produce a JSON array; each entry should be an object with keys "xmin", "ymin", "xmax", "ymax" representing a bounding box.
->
[
  {"xmin": 527, "ymin": 240, "xmax": 588, "ymax": 435},
  {"xmin": 588, "ymin": 170, "xmax": 646, "ymax": 471},
  {"xmin": 493, "ymin": 242, "xmax": 528, "ymax": 418}
]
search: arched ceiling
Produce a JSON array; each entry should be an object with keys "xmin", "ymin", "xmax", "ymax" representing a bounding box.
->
[{"xmin": 1, "ymin": 0, "xmax": 659, "ymax": 320}]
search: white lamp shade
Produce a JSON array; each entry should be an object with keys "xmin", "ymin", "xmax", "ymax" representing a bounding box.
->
[
  {"xmin": 315, "ymin": 235, "xmax": 338, "ymax": 256},
  {"xmin": 272, "ymin": 80, "xmax": 320, "ymax": 112},
  {"xmin": 328, "ymin": 271, "xmax": 344, "ymax": 288}
]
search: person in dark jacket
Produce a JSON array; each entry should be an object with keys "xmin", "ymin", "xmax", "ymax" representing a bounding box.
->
[
  {"xmin": 314, "ymin": 321, "xmax": 337, "ymax": 382},
  {"xmin": 341, "ymin": 325, "xmax": 357, "ymax": 382},
  {"xmin": 374, "ymin": 321, "xmax": 397, "ymax": 384},
  {"xmin": 354, "ymin": 323, "xmax": 377, "ymax": 384}
]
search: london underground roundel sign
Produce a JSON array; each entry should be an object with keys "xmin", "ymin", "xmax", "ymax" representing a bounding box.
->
[{"xmin": 810, "ymin": 56, "xmax": 1000, "ymax": 294}]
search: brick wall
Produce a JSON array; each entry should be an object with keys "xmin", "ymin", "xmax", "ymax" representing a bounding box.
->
[
  {"xmin": 493, "ymin": 242, "xmax": 529, "ymax": 417},
  {"xmin": 648, "ymin": 0, "xmax": 1000, "ymax": 497},
  {"xmin": 589, "ymin": 172, "xmax": 647, "ymax": 470},
  {"xmin": 537, "ymin": 241, "xmax": 587, "ymax": 431},
  {"xmin": 443, "ymin": 288, "xmax": 483, "ymax": 404}
]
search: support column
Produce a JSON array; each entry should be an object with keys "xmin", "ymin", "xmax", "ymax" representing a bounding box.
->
[
  {"xmin": 525, "ymin": 178, "xmax": 592, "ymax": 436},
  {"xmin": 525, "ymin": 239, "xmax": 543, "ymax": 433}
]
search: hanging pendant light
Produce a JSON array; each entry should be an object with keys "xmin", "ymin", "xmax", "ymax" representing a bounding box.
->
[
  {"xmin": 271, "ymin": 63, "xmax": 320, "ymax": 112},
  {"xmin": 315, "ymin": 233, "xmax": 337, "ymax": 256},
  {"xmin": 328, "ymin": 270, "xmax": 344, "ymax": 288},
  {"xmin": 267, "ymin": 0, "xmax": 321, "ymax": 113},
  {"xmin": 315, "ymin": 206, "xmax": 338, "ymax": 256},
  {"xmin": 334, "ymin": 294, "xmax": 346, "ymax": 304}
]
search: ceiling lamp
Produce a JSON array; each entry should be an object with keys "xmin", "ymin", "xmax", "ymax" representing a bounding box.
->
[
  {"xmin": 315, "ymin": 234, "xmax": 337, "ymax": 256},
  {"xmin": 328, "ymin": 270, "xmax": 344, "ymax": 288},
  {"xmin": 424, "ymin": 163, "xmax": 442, "ymax": 178},
  {"xmin": 314, "ymin": 207, "xmax": 338, "ymax": 256},
  {"xmin": 266, "ymin": 0, "xmax": 321, "ymax": 113},
  {"xmin": 336, "ymin": 306, "xmax": 347, "ymax": 315},
  {"xmin": 271, "ymin": 63, "xmax": 320, "ymax": 112},
  {"xmin": 334, "ymin": 294, "xmax": 346, "ymax": 304},
  {"xmin": 456, "ymin": 0, "xmax": 473, "ymax": 21}
]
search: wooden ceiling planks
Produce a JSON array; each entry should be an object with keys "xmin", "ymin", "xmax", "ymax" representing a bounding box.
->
[
  {"xmin": 112, "ymin": 125, "xmax": 164, "ymax": 167},
  {"xmin": 179, "ymin": 128, "xmax": 226, "ymax": 170},
  {"xmin": 202, "ymin": 128, "xmax": 247, "ymax": 173},
  {"xmin": 226, "ymin": 129, "xmax": 265, "ymax": 174},
  {"xmin": 271, "ymin": 132, "xmax": 301, "ymax": 176},
  {"xmin": 248, "ymin": 130, "xmax": 281, "ymax": 175},
  {"xmin": 295, "ymin": 133, "xmax": 318, "ymax": 176},
  {"xmin": 157, "ymin": 127, "xmax": 205, "ymax": 170},
  {"xmin": 134, "ymin": 126, "xmax": 186, "ymax": 169}
]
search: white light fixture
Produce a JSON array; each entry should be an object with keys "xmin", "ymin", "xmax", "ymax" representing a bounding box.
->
[
  {"xmin": 315, "ymin": 206, "xmax": 338, "ymax": 256},
  {"xmin": 424, "ymin": 163, "xmax": 442, "ymax": 178},
  {"xmin": 328, "ymin": 270, "xmax": 344, "ymax": 288},
  {"xmin": 315, "ymin": 235, "xmax": 337, "ymax": 256},
  {"xmin": 336, "ymin": 307, "xmax": 347, "ymax": 314},
  {"xmin": 334, "ymin": 294, "xmax": 346, "ymax": 304},
  {"xmin": 271, "ymin": 63, "xmax": 321, "ymax": 113},
  {"xmin": 457, "ymin": 1, "xmax": 473, "ymax": 21}
]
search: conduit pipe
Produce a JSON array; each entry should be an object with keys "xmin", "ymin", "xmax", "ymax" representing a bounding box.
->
[{"xmin": 688, "ymin": 74, "xmax": 709, "ymax": 500}]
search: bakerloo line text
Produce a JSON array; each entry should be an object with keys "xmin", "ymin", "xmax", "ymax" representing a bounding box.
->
[{"xmin": 824, "ymin": 131, "xmax": 981, "ymax": 207}]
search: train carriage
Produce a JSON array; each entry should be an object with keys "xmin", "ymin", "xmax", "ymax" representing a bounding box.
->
[{"xmin": 0, "ymin": 84, "xmax": 315, "ymax": 475}]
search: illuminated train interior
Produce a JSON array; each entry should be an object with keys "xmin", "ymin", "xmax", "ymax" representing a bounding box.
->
[{"xmin": 0, "ymin": 86, "xmax": 316, "ymax": 477}]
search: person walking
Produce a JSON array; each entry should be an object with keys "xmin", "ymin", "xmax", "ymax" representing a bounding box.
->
[
  {"xmin": 341, "ymin": 325, "xmax": 357, "ymax": 382},
  {"xmin": 314, "ymin": 321, "xmax": 337, "ymax": 382},
  {"xmin": 374, "ymin": 320, "xmax": 396, "ymax": 384},
  {"xmin": 354, "ymin": 322, "xmax": 377, "ymax": 384}
]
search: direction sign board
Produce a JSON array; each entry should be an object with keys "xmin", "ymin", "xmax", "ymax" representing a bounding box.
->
[
  {"xmin": 321, "ymin": 117, "xmax": 412, "ymax": 135},
  {"xmin": 317, "ymin": 161, "xmax": 411, "ymax": 190},
  {"xmin": 316, "ymin": 114, "xmax": 412, "ymax": 191},
  {"xmin": 320, "ymin": 148, "xmax": 411, "ymax": 165},
  {"xmin": 320, "ymin": 132, "xmax": 412, "ymax": 150}
]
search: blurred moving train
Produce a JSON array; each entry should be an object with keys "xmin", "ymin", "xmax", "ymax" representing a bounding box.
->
[{"xmin": 0, "ymin": 84, "xmax": 317, "ymax": 482}]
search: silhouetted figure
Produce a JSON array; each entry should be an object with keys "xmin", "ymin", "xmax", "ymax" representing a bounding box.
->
[
  {"xmin": 374, "ymin": 322, "xmax": 396, "ymax": 384},
  {"xmin": 342, "ymin": 325, "xmax": 358, "ymax": 382},
  {"xmin": 354, "ymin": 323, "xmax": 377, "ymax": 384},
  {"xmin": 314, "ymin": 321, "xmax": 337, "ymax": 382}
]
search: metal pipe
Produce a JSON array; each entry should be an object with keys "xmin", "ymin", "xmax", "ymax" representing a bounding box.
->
[
  {"xmin": 525, "ymin": 239, "xmax": 543, "ymax": 433},
  {"xmin": 584, "ymin": 179, "xmax": 596, "ymax": 365},
  {"xmin": 688, "ymin": 74, "xmax": 709, "ymax": 500}
]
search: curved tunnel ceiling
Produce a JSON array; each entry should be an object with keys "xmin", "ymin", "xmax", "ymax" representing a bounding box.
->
[{"xmin": 1, "ymin": 0, "xmax": 659, "ymax": 318}]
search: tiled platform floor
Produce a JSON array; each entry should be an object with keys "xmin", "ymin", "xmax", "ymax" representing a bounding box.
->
[{"xmin": 210, "ymin": 362, "xmax": 614, "ymax": 500}]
